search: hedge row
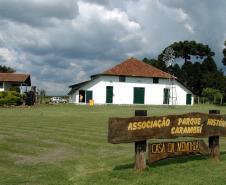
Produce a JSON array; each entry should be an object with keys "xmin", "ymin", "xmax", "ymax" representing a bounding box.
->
[{"xmin": 0, "ymin": 91, "xmax": 24, "ymax": 106}]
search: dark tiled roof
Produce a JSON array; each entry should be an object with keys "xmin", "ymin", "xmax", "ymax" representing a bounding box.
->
[
  {"xmin": 0, "ymin": 73, "xmax": 31, "ymax": 85},
  {"xmin": 100, "ymin": 57, "xmax": 174, "ymax": 79}
]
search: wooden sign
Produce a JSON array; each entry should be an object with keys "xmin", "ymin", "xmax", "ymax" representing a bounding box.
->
[
  {"xmin": 108, "ymin": 112, "xmax": 226, "ymax": 144},
  {"xmin": 148, "ymin": 140, "xmax": 209, "ymax": 163}
]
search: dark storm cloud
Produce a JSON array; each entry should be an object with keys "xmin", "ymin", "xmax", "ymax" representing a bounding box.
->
[{"xmin": 0, "ymin": 0, "xmax": 78, "ymax": 27}]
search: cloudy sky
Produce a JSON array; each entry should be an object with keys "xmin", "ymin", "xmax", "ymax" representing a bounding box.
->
[{"xmin": 0, "ymin": 0, "xmax": 226, "ymax": 95}]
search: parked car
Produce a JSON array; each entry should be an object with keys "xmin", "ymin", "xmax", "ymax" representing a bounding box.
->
[{"xmin": 50, "ymin": 97, "xmax": 67, "ymax": 103}]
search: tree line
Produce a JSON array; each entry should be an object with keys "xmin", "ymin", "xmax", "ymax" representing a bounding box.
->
[
  {"xmin": 143, "ymin": 40, "xmax": 226, "ymax": 104},
  {"xmin": 0, "ymin": 65, "xmax": 15, "ymax": 73}
]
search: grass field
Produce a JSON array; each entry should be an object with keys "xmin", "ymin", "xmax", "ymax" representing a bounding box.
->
[{"xmin": 1, "ymin": 104, "xmax": 226, "ymax": 185}]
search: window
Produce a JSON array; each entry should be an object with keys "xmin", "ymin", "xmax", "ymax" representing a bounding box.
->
[
  {"xmin": 119, "ymin": 76, "xmax": 126, "ymax": 82},
  {"xmin": 0, "ymin": 82, "xmax": 3, "ymax": 89},
  {"xmin": 153, "ymin": 78, "xmax": 159, "ymax": 84}
]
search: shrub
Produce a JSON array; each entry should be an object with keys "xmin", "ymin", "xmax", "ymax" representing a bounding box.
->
[
  {"xmin": 0, "ymin": 91, "xmax": 24, "ymax": 106},
  {"xmin": 9, "ymin": 86, "xmax": 20, "ymax": 93},
  {"xmin": 201, "ymin": 88, "xmax": 223, "ymax": 104}
]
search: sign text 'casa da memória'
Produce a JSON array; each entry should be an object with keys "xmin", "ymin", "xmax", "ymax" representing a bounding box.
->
[{"xmin": 148, "ymin": 140, "xmax": 209, "ymax": 163}]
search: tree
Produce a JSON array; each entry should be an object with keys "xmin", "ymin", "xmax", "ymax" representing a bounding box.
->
[
  {"xmin": 180, "ymin": 61, "xmax": 193, "ymax": 84},
  {"xmin": 0, "ymin": 65, "xmax": 15, "ymax": 73},
  {"xmin": 159, "ymin": 40, "xmax": 215, "ymax": 63},
  {"xmin": 169, "ymin": 64, "xmax": 182, "ymax": 79},
  {"xmin": 201, "ymin": 56, "xmax": 217, "ymax": 73},
  {"xmin": 189, "ymin": 62, "xmax": 203, "ymax": 95},
  {"xmin": 202, "ymin": 88, "xmax": 223, "ymax": 104},
  {"xmin": 222, "ymin": 41, "xmax": 226, "ymax": 65}
]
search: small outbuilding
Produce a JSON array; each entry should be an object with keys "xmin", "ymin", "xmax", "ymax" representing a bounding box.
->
[
  {"xmin": 0, "ymin": 73, "xmax": 31, "ymax": 93},
  {"xmin": 68, "ymin": 58, "xmax": 193, "ymax": 105}
]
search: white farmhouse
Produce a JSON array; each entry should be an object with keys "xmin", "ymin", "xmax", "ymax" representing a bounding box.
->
[{"xmin": 68, "ymin": 58, "xmax": 194, "ymax": 105}]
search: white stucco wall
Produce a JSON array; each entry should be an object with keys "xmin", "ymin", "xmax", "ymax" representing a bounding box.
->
[{"xmin": 69, "ymin": 75, "xmax": 193, "ymax": 105}]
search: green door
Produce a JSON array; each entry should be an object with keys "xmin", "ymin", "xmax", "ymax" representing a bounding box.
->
[
  {"xmin": 134, "ymin": 87, "xmax": 145, "ymax": 104},
  {"xmin": 186, "ymin": 94, "xmax": 192, "ymax": 105},
  {"xmin": 163, "ymin": 88, "xmax": 170, "ymax": 104},
  {"xmin": 106, "ymin": 86, "xmax": 113, "ymax": 103},
  {"xmin": 86, "ymin": 91, "xmax": 93, "ymax": 103}
]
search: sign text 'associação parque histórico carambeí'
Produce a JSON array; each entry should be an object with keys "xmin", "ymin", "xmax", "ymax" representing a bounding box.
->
[{"xmin": 108, "ymin": 112, "xmax": 226, "ymax": 144}]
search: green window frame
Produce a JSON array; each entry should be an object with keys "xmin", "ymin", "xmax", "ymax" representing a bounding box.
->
[
  {"xmin": 163, "ymin": 88, "xmax": 170, "ymax": 104},
  {"xmin": 85, "ymin": 91, "xmax": 93, "ymax": 103},
  {"xmin": 106, "ymin": 86, "xmax": 113, "ymax": 103},
  {"xmin": 153, "ymin": 78, "xmax": 159, "ymax": 84},
  {"xmin": 186, "ymin": 94, "xmax": 192, "ymax": 105},
  {"xmin": 119, "ymin": 76, "xmax": 126, "ymax": 82},
  {"xmin": 133, "ymin": 87, "xmax": 145, "ymax": 104}
]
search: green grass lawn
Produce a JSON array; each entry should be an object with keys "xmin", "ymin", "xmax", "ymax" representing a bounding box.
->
[{"xmin": 1, "ymin": 104, "xmax": 226, "ymax": 185}]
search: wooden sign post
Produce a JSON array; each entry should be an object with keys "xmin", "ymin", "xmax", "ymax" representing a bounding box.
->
[
  {"xmin": 209, "ymin": 110, "xmax": 220, "ymax": 160},
  {"xmin": 134, "ymin": 110, "xmax": 147, "ymax": 171}
]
